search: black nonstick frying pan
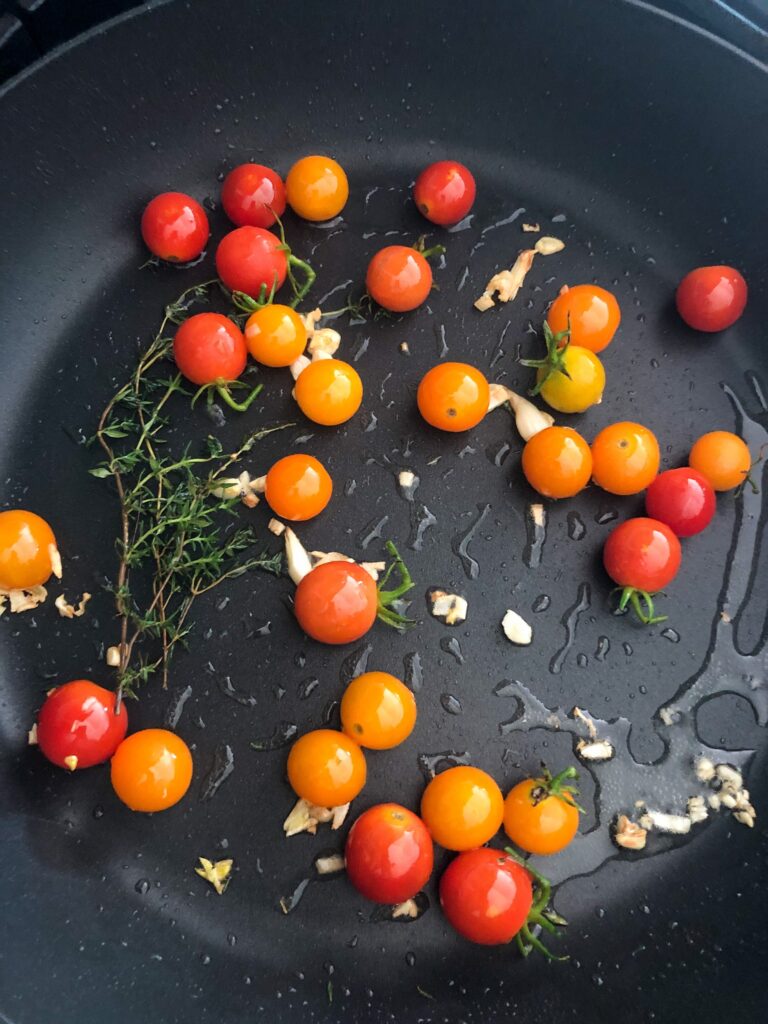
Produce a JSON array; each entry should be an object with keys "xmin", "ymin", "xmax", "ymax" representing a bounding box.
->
[{"xmin": 1, "ymin": 2, "xmax": 767, "ymax": 1021}]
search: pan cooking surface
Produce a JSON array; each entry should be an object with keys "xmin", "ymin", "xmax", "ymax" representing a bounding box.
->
[{"xmin": 0, "ymin": 2, "xmax": 767, "ymax": 1020}]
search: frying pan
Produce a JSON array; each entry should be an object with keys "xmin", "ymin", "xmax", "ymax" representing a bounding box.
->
[{"xmin": 1, "ymin": 1, "xmax": 767, "ymax": 1021}]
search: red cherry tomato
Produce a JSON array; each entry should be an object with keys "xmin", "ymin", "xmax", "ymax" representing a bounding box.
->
[
  {"xmin": 173, "ymin": 313, "xmax": 247, "ymax": 386},
  {"xmin": 221, "ymin": 163, "xmax": 286, "ymax": 229},
  {"xmin": 215, "ymin": 226, "xmax": 287, "ymax": 298},
  {"xmin": 345, "ymin": 804, "xmax": 434, "ymax": 904},
  {"xmin": 294, "ymin": 561, "xmax": 378, "ymax": 644},
  {"xmin": 645, "ymin": 468, "xmax": 716, "ymax": 537},
  {"xmin": 439, "ymin": 848, "xmax": 533, "ymax": 946},
  {"xmin": 366, "ymin": 246, "xmax": 433, "ymax": 312},
  {"xmin": 603, "ymin": 517, "xmax": 682, "ymax": 593},
  {"xmin": 676, "ymin": 265, "xmax": 747, "ymax": 332},
  {"xmin": 413, "ymin": 161, "xmax": 476, "ymax": 226},
  {"xmin": 140, "ymin": 191, "xmax": 209, "ymax": 262},
  {"xmin": 37, "ymin": 680, "xmax": 128, "ymax": 770}
]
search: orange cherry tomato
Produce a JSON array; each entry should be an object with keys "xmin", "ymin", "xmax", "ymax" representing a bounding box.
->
[
  {"xmin": 110, "ymin": 729, "xmax": 193, "ymax": 812},
  {"xmin": 366, "ymin": 245, "xmax": 433, "ymax": 312},
  {"xmin": 264, "ymin": 454, "xmax": 332, "ymax": 521},
  {"xmin": 521, "ymin": 426, "xmax": 592, "ymax": 499},
  {"xmin": 294, "ymin": 359, "xmax": 363, "ymax": 426},
  {"xmin": 244, "ymin": 304, "xmax": 307, "ymax": 367},
  {"xmin": 417, "ymin": 362, "xmax": 490, "ymax": 432},
  {"xmin": 503, "ymin": 767, "xmax": 581, "ymax": 856},
  {"xmin": 546, "ymin": 284, "xmax": 621, "ymax": 353},
  {"xmin": 0, "ymin": 509, "xmax": 59, "ymax": 590},
  {"xmin": 294, "ymin": 561, "xmax": 378, "ymax": 644},
  {"xmin": 591, "ymin": 421, "xmax": 660, "ymax": 495},
  {"xmin": 689, "ymin": 430, "xmax": 751, "ymax": 491},
  {"xmin": 420, "ymin": 766, "xmax": 504, "ymax": 851},
  {"xmin": 341, "ymin": 671, "xmax": 417, "ymax": 750},
  {"xmin": 286, "ymin": 728, "xmax": 367, "ymax": 806},
  {"xmin": 285, "ymin": 155, "xmax": 349, "ymax": 222}
]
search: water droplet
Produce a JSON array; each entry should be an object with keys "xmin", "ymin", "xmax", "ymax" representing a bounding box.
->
[
  {"xmin": 246, "ymin": 620, "xmax": 272, "ymax": 639},
  {"xmin": 294, "ymin": 651, "xmax": 307, "ymax": 668},
  {"xmin": 486, "ymin": 441, "xmax": 511, "ymax": 466},
  {"xmin": 200, "ymin": 954, "xmax": 211, "ymax": 966},
  {"xmin": 434, "ymin": 323, "xmax": 449, "ymax": 357},
  {"xmin": 440, "ymin": 693, "xmax": 463, "ymax": 715},
  {"xmin": 405, "ymin": 951, "xmax": 416, "ymax": 967},
  {"xmin": 298, "ymin": 677, "xmax": 320, "ymax": 699},
  {"xmin": 201, "ymin": 744, "xmax": 235, "ymax": 801},
  {"xmin": 344, "ymin": 479, "xmax": 357, "ymax": 496},
  {"xmin": 567, "ymin": 511, "xmax": 586, "ymax": 540},
  {"xmin": 594, "ymin": 636, "xmax": 610, "ymax": 662},
  {"xmin": 661, "ymin": 627, "xmax": 680, "ymax": 643},
  {"xmin": 356, "ymin": 514, "xmax": 389, "ymax": 550},
  {"xmin": 523, "ymin": 504, "xmax": 547, "ymax": 568},
  {"xmin": 403, "ymin": 652, "xmax": 423, "ymax": 692},
  {"xmin": 452, "ymin": 503, "xmax": 490, "ymax": 579},
  {"xmin": 408, "ymin": 505, "xmax": 437, "ymax": 551},
  {"xmin": 92, "ymin": 804, "xmax": 104, "ymax": 819},
  {"xmin": 250, "ymin": 722, "xmax": 298, "ymax": 751},
  {"xmin": 550, "ymin": 583, "xmax": 591, "ymax": 674},
  {"xmin": 363, "ymin": 411, "xmax": 378, "ymax": 433},
  {"xmin": 340, "ymin": 644, "xmax": 373, "ymax": 687},
  {"xmin": 279, "ymin": 878, "xmax": 310, "ymax": 914},
  {"xmin": 165, "ymin": 684, "xmax": 193, "ymax": 729},
  {"xmin": 595, "ymin": 509, "xmax": 618, "ymax": 525},
  {"xmin": 439, "ymin": 636, "xmax": 464, "ymax": 664},
  {"xmin": 219, "ymin": 675, "xmax": 257, "ymax": 707},
  {"xmin": 576, "ymin": 653, "xmax": 588, "ymax": 668},
  {"xmin": 135, "ymin": 878, "xmax": 151, "ymax": 895},
  {"xmin": 417, "ymin": 750, "xmax": 471, "ymax": 780},
  {"xmin": 227, "ymin": 934, "xmax": 237, "ymax": 947},
  {"xmin": 639, "ymin": 684, "xmax": 647, "ymax": 694},
  {"xmin": 532, "ymin": 594, "xmax": 551, "ymax": 613},
  {"xmin": 623, "ymin": 642, "xmax": 633, "ymax": 656}
]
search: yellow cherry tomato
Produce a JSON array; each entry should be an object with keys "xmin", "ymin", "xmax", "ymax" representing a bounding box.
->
[
  {"xmin": 294, "ymin": 358, "xmax": 363, "ymax": 426},
  {"xmin": 420, "ymin": 766, "xmax": 503, "ymax": 851},
  {"xmin": 536, "ymin": 345, "xmax": 605, "ymax": 413},
  {"xmin": 689, "ymin": 430, "xmax": 751, "ymax": 491},
  {"xmin": 0, "ymin": 509, "xmax": 59, "ymax": 590},
  {"xmin": 244, "ymin": 303, "xmax": 307, "ymax": 367},
  {"xmin": 287, "ymin": 729, "xmax": 367, "ymax": 807},
  {"xmin": 341, "ymin": 671, "xmax": 417, "ymax": 750},
  {"xmin": 110, "ymin": 729, "xmax": 193, "ymax": 812},
  {"xmin": 285, "ymin": 155, "xmax": 349, "ymax": 222}
]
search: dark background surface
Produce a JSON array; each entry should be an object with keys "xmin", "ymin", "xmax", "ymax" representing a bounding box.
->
[{"xmin": 1, "ymin": 1, "xmax": 768, "ymax": 1022}]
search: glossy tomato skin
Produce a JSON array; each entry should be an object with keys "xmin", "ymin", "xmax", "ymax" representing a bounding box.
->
[
  {"xmin": 439, "ymin": 848, "xmax": 533, "ymax": 945},
  {"xmin": 37, "ymin": 680, "xmax": 128, "ymax": 770},
  {"xmin": 244, "ymin": 303, "xmax": 307, "ymax": 367},
  {"xmin": 221, "ymin": 163, "xmax": 286, "ymax": 228},
  {"xmin": 345, "ymin": 804, "xmax": 434, "ymax": 903},
  {"xmin": 286, "ymin": 728, "xmax": 366, "ymax": 806},
  {"xmin": 264, "ymin": 454, "xmax": 332, "ymax": 521},
  {"xmin": 172, "ymin": 313, "xmax": 247, "ymax": 386},
  {"xmin": 420, "ymin": 766, "xmax": 504, "ymax": 851},
  {"xmin": 503, "ymin": 780, "xmax": 579, "ymax": 855},
  {"xmin": 285, "ymin": 155, "xmax": 349, "ymax": 221},
  {"xmin": 413, "ymin": 161, "xmax": 476, "ymax": 226},
  {"xmin": 689, "ymin": 430, "xmax": 751, "ymax": 491},
  {"xmin": 522, "ymin": 426, "xmax": 593, "ymax": 499},
  {"xmin": 111, "ymin": 729, "xmax": 193, "ymax": 812},
  {"xmin": 215, "ymin": 226, "xmax": 287, "ymax": 298},
  {"xmin": 676, "ymin": 265, "xmax": 747, "ymax": 332},
  {"xmin": 0, "ymin": 509, "xmax": 58, "ymax": 590},
  {"xmin": 294, "ymin": 359, "xmax": 363, "ymax": 426},
  {"xmin": 417, "ymin": 362, "xmax": 490, "ymax": 432},
  {"xmin": 366, "ymin": 246, "xmax": 432, "ymax": 312},
  {"xmin": 140, "ymin": 191, "xmax": 209, "ymax": 262},
  {"xmin": 294, "ymin": 561, "xmax": 378, "ymax": 644},
  {"xmin": 591, "ymin": 421, "xmax": 660, "ymax": 495},
  {"xmin": 645, "ymin": 468, "xmax": 716, "ymax": 537},
  {"xmin": 603, "ymin": 517, "xmax": 682, "ymax": 592},
  {"xmin": 341, "ymin": 671, "xmax": 417, "ymax": 750},
  {"xmin": 546, "ymin": 284, "xmax": 621, "ymax": 353}
]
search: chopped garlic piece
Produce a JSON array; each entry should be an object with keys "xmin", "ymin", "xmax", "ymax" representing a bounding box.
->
[
  {"xmin": 400, "ymin": 342, "xmax": 410, "ymax": 354},
  {"xmin": 658, "ymin": 706, "xmax": 678, "ymax": 726},
  {"xmin": 429, "ymin": 589, "xmax": 468, "ymax": 626},
  {"xmin": 613, "ymin": 815, "xmax": 647, "ymax": 850},
  {"xmin": 28, "ymin": 723, "xmax": 38, "ymax": 746},
  {"xmin": 534, "ymin": 236, "xmax": 565, "ymax": 256},
  {"xmin": 576, "ymin": 739, "xmax": 615, "ymax": 762},
  {"xmin": 268, "ymin": 518, "xmax": 286, "ymax": 537},
  {"xmin": 54, "ymin": 592, "xmax": 92, "ymax": 619},
  {"xmin": 64, "ymin": 755, "xmax": 78, "ymax": 771},
  {"xmin": 734, "ymin": 810, "xmax": 755, "ymax": 828},
  {"xmin": 283, "ymin": 797, "xmax": 350, "ymax": 837},
  {"xmin": 391, "ymin": 898, "xmax": 420, "ymax": 920},
  {"xmin": 571, "ymin": 706, "xmax": 597, "ymax": 739},
  {"xmin": 308, "ymin": 327, "xmax": 341, "ymax": 357},
  {"xmin": 48, "ymin": 544, "xmax": 63, "ymax": 580},
  {"xmin": 195, "ymin": 856, "xmax": 233, "ymax": 895},
  {"xmin": 715, "ymin": 764, "xmax": 743, "ymax": 789},
  {"xmin": 522, "ymin": 222, "xmax": 540, "ymax": 233},
  {"xmin": 106, "ymin": 645, "xmax": 122, "ymax": 667},
  {"xmin": 638, "ymin": 809, "xmax": 691, "ymax": 835},
  {"xmin": 0, "ymin": 584, "xmax": 49, "ymax": 616},
  {"xmin": 284, "ymin": 527, "xmax": 313, "ymax": 585},
  {"xmin": 474, "ymin": 238, "xmax": 564, "ymax": 311},
  {"xmin": 315, "ymin": 853, "xmax": 346, "ymax": 876},
  {"xmin": 502, "ymin": 609, "xmax": 532, "ymax": 645},
  {"xmin": 211, "ymin": 470, "xmax": 262, "ymax": 508},
  {"xmin": 687, "ymin": 795, "xmax": 708, "ymax": 824},
  {"xmin": 398, "ymin": 470, "xmax": 416, "ymax": 490},
  {"xmin": 300, "ymin": 308, "xmax": 323, "ymax": 334},
  {"xmin": 289, "ymin": 354, "xmax": 311, "ymax": 380},
  {"xmin": 694, "ymin": 757, "xmax": 716, "ymax": 782}
]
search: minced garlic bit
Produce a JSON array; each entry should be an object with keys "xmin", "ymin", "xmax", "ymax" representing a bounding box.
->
[
  {"xmin": 0, "ymin": 584, "xmax": 50, "ymax": 617},
  {"xmin": 486, "ymin": 383, "xmax": 554, "ymax": 440},
  {"xmin": 474, "ymin": 237, "xmax": 564, "ymax": 311},
  {"xmin": 64, "ymin": 755, "xmax": 78, "ymax": 772},
  {"xmin": 638, "ymin": 809, "xmax": 691, "ymax": 835},
  {"xmin": 522, "ymin": 222, "xmax": 540, "ymax": 233},
  {"xmin": 54, "ymin": 592, "xmax": 92, "ymax": 619},
  {"xmin": 694, "ymin": 756, "xmax": 716, "ymax": 783},
  {"xmin": 613, "ymin": 814, "xmax": 647, "ymax": 851},
  {"xmin": 307, "ymin": 327, "xmax": 341, "ymax": 358},
  {"xmin": 576, "ymin": 739, "xmax": 615, "ymax": 763},
  {"xmin": 391, "ymin": 898, "xmax": 420, "ymax": 920},
  {"xmin": 48, "ymin": 544, "xmax": 63, "ymax": 580},
  {"xmin": 695, "ymin": 757, "xmax": 756, "ymax": 828},
  {"xmin": 429, "ymin": 589, "xmax": 468, "ymax": 626},
  {"xmin": 105, "ymin": 645, "xmax": 122, "ymax": 667},
  {"xmin": 400, "ymin": 342, "xmax": 410, "ymax": 354},
  {"xmin": 210, "ymin": 470, "xmax": 263, "ymax": 508},
  {"xmin": 501, "ymin": 609, "xmax": 532, "ymax": 646},
  {"xmin": 687, "ymin": 795, "xmax": 708, "ymax": 825},
  {"xmin": 315, "ymin": 853, "xmax": 346, "ymax": 876},
  {"xmin": 309, "ymin": 550, "xmax": 385, "ymax": 581},
  {"xmin": 27, "ymin": 723, "xmax": 38, "ymax": 746},
  {"xmin": 195, "ymin": 856, "xmax": 233, "ymax": 895},
  {"xmin": 268, "ymin": 518, "xmax": 286, "ymax": 537},
  {"xmin": 658, "ymin": 706, "xmax": 679, "ymax": 726},
  {"xmin": 571, "ymin": 706, "xmax": 597, "ymax": 739},
  {"xmin": 283, "ymin": 797, "xmax": 350, "ymax": 837}
]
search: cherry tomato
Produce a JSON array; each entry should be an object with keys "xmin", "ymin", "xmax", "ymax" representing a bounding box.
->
[
  {"xmin": 221, "ymin": 163, "xmax": 286, "ymax": 229},
  {"xmin": 0, "ymin": 509, "xmax": 59, "ymax": 590},
  {"xmin": 521, "ymin": 426, "xmax": 593, "ymax": 499},
  {"xmin": 689, "ymin": 430, "xmax": 751, "ymax": 491},
  {"xmin": 345, "ymin": 803, "xmax": 433, "ymax": 904},
  {"xmin": 366, "ymin": 245, "xmax": 433, "ymax": 312},
  {"xmin": 294, "ymin": 359, "xmax": 363, "ymax": 426},
  {"xmin": 264, "ymin": 454, "xmax": 332, "ymax": 521},
  {"xmin": 439, "ymin": 848, "xmax": 533, "ymax": 945},
  {"xmin": 536, "ymin": 345, "xmax": 605, "ymax": 413},
  {"xmin": 140, "ymin": 191, "xmax": 209, "ymax": 263},
  {"xmin": 413, "ymin": 161, "xmax": 476, "ymax": 226},
  {"xmin": 286, "ymin": 728, "xmax": 366, "ymax": 807},
  {"xmin": 645, "ymin": 467, "xmax": 716, "ymax": 536},
  {"xmin": 172, "ymin": 312, "xmax": 247, "ymax": 386},
  {"xmin": 417, "ymin": 362, "xmax": 489, "ymax": 432},
  {"xmin": 244, "ymin": 303, "xmax": 307, "ymax": 367},
  {"xmin": 420, "ymin": 766, "xmax": 504, "ymax": 851},
  {"xmin": 37, "ymin": 680, "xmax": 128, "ymax": 770},
  {"xmin": 341, "ymin": 671, "xmax": 416, "ymax": 750},
  {"xmin": 503, "ymin": 767, "xmax": 580, "ymax": 856},
  {"xmin": 604, "ymin": 517, "xmax": 681, "ymax": 593},
  {"xmin": 215, "ymin": 226, "xmax": 287, "ymax": 298},
  {"xmin": 111, "ymin": 729, "xmax": 193, "ymax": 812},
  {"xmin": 546, "ymin": 284, "xmax": 621, "ymax": 353},
  {"xmin": 285, "ymin": 155, "xmax": 349, "ymax": 221},
  {"xmin": 294, "ymin": 560, "xmax": 378, "ymax": 644},
  {"xmin": 591, "ymin": 421, "xmax": 660, "ymax": 495},
  {"xmin": 676, "ymin": 265, "xmax": 747, "ymax": 332}
]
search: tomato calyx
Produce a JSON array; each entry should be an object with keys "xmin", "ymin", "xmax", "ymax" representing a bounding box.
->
[
  {"xmin": 613, "ymin": 585, "xmax": 667, "ymax": 625},
  {"xmin": 521, "ymin": 321, "xmax": 573, "ymax": 396},
  {"xmin": 413, "ymin": 235, "xmax": 446, "ymax": 262},
  {"xmin": 272, "ymin": 213, "xmax": 316, "ymax": 309},
  {"xmin": 529, "ymin": 765, "xmax": 586, "ymax": 813},
  {"xmin": 191, "ymin": 377, "xmax": 264, "ymax": 414},
  {"xmin": 502, "ymin": 847, "xmax": 568, "ymax": 961},
  {"xmin": 376, "ymin": 541, "xmax": 416, "ymax": 630}
]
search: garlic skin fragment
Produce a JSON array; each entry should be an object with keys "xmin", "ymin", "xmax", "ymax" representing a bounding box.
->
[
  {"xmin": 486, "ymin": 383, "xmax": 553, "ymax": 440},
  {"xmin": 55, "ymin": 592, "xmax": 92, "ymax": 619},
  {"xmin": 284, "ymin": 527, "xmax": 314, "ymax": 585},
  {"xmin": 283, "ymin": 797, "xmax": 350, "ymax": 837},
  {"xmin": 474, "ymin": 238, "xmax": 564, "ymax": 311},
  {"xmin": 48, "ymin": 544, "xmax": 63, "ymax": 580},
  {"xmin": 534, "ymin": 236, "xmax": 566, "ymax": 256},
  {"xmin": 195, "ymin": 856, "xmax": 233, "ymax": 895},
  {"xmin": 0, "ymin": 584, "xmax": 49, "ymax": 616},
  {"xmin": 613, "ymin": 815, "xmax": 647, "ymax": 851},
  {"xmin": 501, "ymin": 609, "xmax": 533, "ymax": 646}
]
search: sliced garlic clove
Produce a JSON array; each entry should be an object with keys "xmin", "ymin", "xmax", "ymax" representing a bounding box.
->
[
  {"xmin": 501, "ymin": 609, "xmax": 533, "ymax": 645},
  {"xmin": 284, "ymin": 527, "xmax": 314, "ymax": 585}
]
